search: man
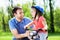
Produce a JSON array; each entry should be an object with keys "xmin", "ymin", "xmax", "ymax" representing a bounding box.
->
[{"xmin": 9, "ymin": 7, "xmax": 32, "ymax": 40}]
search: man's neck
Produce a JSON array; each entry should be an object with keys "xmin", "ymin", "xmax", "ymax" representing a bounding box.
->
[{"xmin": 16, "ymin": 17, "xmax": 22, "ymax": 22}]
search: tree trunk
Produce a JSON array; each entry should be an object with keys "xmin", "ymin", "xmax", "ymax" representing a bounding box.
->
[
  {"xmin": 32, "ymin": 0, "xmax": 36, "ymax": 6},
  {"xmin": 43, "ymin": 0, "xmax": 47, "ymax": 18},
  {"xmin": 2, "ymin": 14, "xmax": 6, "ymax": 32},
  {"xmin": 49, "ymin": 0, "xmax": 55, "ymax": 32}
]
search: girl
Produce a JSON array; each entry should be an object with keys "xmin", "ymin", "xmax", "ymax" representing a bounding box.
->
[{"xmin": 24, "ymin": 5, "xmax": 48, "ymax": 40}]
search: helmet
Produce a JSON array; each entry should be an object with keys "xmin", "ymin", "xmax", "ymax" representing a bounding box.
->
[{"xmin": 32, "ymin": 5, "xmax": 44, "ymax": 13}]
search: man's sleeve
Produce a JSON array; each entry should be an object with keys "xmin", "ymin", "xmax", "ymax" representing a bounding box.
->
[{"xmin": 9, "ymin": 20, "xmax": 16, "ymax": 30}]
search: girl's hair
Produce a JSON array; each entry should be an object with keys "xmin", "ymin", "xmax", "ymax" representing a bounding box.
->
[{"xmin": 31, "ymin": 6, "xmax": 43, "ymax": 19}]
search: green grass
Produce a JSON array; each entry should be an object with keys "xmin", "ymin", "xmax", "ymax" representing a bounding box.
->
[
  {"xmin": 48, "ymin": 33, "xmax": 60, "ymax": 40},
  {"xmin": 0, "ymin": 31, "xmax": 12, "ymax": 40},
  {"xmin": 0, "ymin": 32, "xmax": 60, "ymax": 40},
  {"xmin": 0, "ymin": 36, "xmax": 12, "ymax": 40},
  {"xmin": 48, "ymin": 36, "xmax": 60, "ymax": 40}
]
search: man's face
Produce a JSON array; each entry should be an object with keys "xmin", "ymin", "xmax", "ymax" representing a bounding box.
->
[
  {"xmin": 14, "ymin": 9, "xmax": 24, "ymax": 19},
  {"xmin": 31, "ymin": 8, "xmax": 36, "ymax": 18}
]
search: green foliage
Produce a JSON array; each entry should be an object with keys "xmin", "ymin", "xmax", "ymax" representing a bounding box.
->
[
  {"xmin": 54, "ymin": 8, "xmax": 60, "ymax": 32},
  {"xmin": 0, "ymin": 3, "xmax": 60, "ymax": 33},
  {"xmin": 0, "ymin": 13, "xmax": 3, "ymax": 30},
  {"xmin": 7, "ymin": 6, "xmax": 13, "ymax": 18},
  {"xmin": 22, "ymin": 4, "xmax": 32, "ymax": 19}
]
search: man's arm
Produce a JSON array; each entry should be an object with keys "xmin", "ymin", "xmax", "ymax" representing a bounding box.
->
[
  {"xmin": 9, "ymin": 20, "xmax": 29, "ymax": 39},
  {"xmin": 11, "ymin": 29, "xmax": 29, "ymax": 39}
]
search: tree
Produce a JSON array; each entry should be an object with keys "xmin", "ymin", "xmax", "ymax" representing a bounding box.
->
[
  {"xmin": 43, "ymin": 0, "xmax": 48, "ymax": 18},
  {"xmin": 54, "ymin": 8, "xmax": 60, "ymax": 32},
  {"xmin": 0, "ymin": 8, "xmax": 6, "ymax": 32},
  {"xmin": 7, "ymin": 0, "xmax": 13, "ymax": 20},
  {"xmin": 49, "ymin": 0, "xmax": 55, "ymax": 32},
  {"xmin": 9, "ymin": 0, "xmax": 13, "ymax": 7},
  {"xmin": 32, "ymin": 0, "xmax": 36, "ymax": 6},
  {"xmin": 7, "ymin": 6, "xmax": 13, "ymax": 19},
  {"xmin": 22, "ymin": 3, "xmax": 32, "ymax": 18}
]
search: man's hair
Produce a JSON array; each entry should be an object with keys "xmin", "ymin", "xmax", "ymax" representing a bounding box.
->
[{"xmin": 12, "ymin": 7, "xmax": 22, "ymax": 14}]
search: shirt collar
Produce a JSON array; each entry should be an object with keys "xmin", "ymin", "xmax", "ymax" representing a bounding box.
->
[{"xmin": 14, "ymin": 17, "xmax": 24, "ymax": 24}]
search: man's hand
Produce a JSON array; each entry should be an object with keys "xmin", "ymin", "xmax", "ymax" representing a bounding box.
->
[
  {"xmin": 11, "ymin": 29, "xmax": 30, "ymax": 39},
  {"xmin": 25, "ymin": 31, "xmax": 30, "ymax": 37}
]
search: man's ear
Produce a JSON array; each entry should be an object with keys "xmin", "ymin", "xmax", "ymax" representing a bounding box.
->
[{"xmin": 14, "ymin": 13, "xmax": 16, "ymax": 16}]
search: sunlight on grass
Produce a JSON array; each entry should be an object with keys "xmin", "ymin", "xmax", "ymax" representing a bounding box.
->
[
  {"xmin": 48, "ymin": 36, "xmax": 60, "ymax": 40},
  {"xmin": 0, "ymin": 36, "xmax": 12, "ymax": 40},
  {"xmin": 0, "ymin": 32, "xmax": 60, "ymax": 40},
  {"xmin": 0, "ymin": 36, "xmax": 60, "ymax": 40}
]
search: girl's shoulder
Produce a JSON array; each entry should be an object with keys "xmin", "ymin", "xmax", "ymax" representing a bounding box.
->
[
  {"xmin": 39, "ymin": 16, "xmax": 45, "ymax": 20},
  {"xmin": 39, "ymin": 16, "xmax": 46, "ymax": 21}
]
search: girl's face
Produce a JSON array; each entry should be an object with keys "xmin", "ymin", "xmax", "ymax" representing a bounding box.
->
[{"xmin": 31, "ymin": 8, "xmax": 36, "ymax": 18}]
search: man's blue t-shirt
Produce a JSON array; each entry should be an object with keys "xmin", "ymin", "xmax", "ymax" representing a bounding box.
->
[{"xmin": 9, "ymin": 17, "xmax": 33, "ymax": 40}]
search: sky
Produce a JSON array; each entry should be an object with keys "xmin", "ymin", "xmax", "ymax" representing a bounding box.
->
[
  {"xmin": 0, "ymin": 0, "xmax": 60, "ymax": 8},
  {"xmin": 0, "ymin": 0, "xmax": 60, "ymax": 14}
]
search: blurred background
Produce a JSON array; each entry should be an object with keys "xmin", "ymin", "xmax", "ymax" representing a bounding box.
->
[{"xmin": 0, "ymin": 0, "xmax": 60, "ymax": 40}]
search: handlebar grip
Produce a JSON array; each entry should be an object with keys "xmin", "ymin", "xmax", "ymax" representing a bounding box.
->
[{"xmin": 25, "ymin": 27, "xmax": 29, "ymax": 30}]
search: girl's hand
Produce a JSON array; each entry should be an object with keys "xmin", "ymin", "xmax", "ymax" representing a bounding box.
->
[{"xmin": 24, "ymin": 21, "xmax": 34, "ymax": 29}]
